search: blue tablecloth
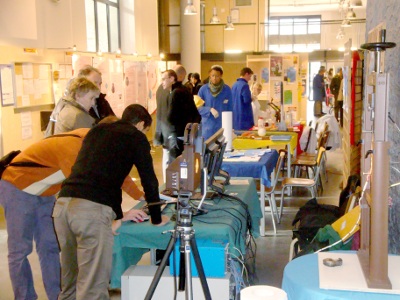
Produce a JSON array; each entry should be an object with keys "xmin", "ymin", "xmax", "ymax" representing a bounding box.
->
[
  {"xmin": 111, "ymin": 178, "xmax": 261, "ymax": 288},
  {"xmin": 282, "ymin": 252, "xmax": 399, "ymax": 300},
  {"xmin": 222, "ymin": 149, "xmax": 279, "ymax": 187}
]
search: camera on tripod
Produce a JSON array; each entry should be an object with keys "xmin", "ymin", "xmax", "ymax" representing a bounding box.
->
[{"xmin": 145, "ymin": 123, "xmax": 231, "ymax": 300}]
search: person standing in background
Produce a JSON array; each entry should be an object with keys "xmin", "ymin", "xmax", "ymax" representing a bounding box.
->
[
  {"xmin": 167, "ymin": 70, "xmax": 201, "ymax": 162},
  {"xmin": 330, "ymin": 68, "xmax": 343, "ymax": 126},
  {"xmin": 51, "ymin": 77, "xmax": 99, "ymax": 135},
  {"xmin": 326, "ymin": 68, "xmax": 334, "ymax": 87},
  {"xmin": 251, "ymin": 82, "xmax": 270, "ymax": 125},
  {"xmin": 336, "ymin": 76, "xmax": 344, "ymax": 127},
  {"xmin": 198, "ymin": 65, "xmax": 232, "ymax": 140},
  {"xmin": 191, "ymin": 72, "xmax": 203, "ymax": 95},
  {"xmin": 312, "ymin": 66, "xmax": 326, "ymax": 117},
  {"xmin": 77, "ymin": 65, "xmax": 115, "ymax": 122},
  {"xmin": 184, "ymin": 72, "xmax": 193, "ymax": 94},
  {"xmin": 232, "ymin": 67, "xmax": 254, "ymax": 130}
]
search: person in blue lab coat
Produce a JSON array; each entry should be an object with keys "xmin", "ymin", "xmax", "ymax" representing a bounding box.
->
[
  {"xmin": 232, "ymin": 67, "xmax": 254, "ymax": 130},
  {"xmin": 197, "ymin": 65, "xmax": 232, "ymax": 140}
]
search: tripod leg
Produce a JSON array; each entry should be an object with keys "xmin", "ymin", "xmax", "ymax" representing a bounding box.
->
[
  {"xmin": 183, "ymin": 238, "xmax": 194, "ymax": 300},
  {"xmin": 190, "ymin": 238, "xmax": 212, "ymax": 300},
  {"xmin": 144, "ymin": 234, "xmax": 177, "ymax": 300},
  {"xmin": 178, "ymin": 251, "xmax": 185, "ymax": 291}
]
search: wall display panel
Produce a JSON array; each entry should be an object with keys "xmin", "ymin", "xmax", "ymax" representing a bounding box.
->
[
  {"xmin": 94, "ymin": 57, "xmax": 125, "ymax": 117},
  {"xmin": 0, "ymin": 64, "xmax": 15, "ymax": 106},
  {"xmin": 53, "ymin": 63, "xmax": 73, "ymax": 102},
  {"xmin": 13, "ymin": 62, "xmax": 54, "ymax": 108},
  {"xmin": 123, "ymin": 61, "xmax": 148, "ymax": 113}
]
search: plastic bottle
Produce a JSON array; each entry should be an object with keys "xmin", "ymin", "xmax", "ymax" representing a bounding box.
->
[{"xmin": 258, "ymin": 117, "xmax": 265, "ymax": 129}]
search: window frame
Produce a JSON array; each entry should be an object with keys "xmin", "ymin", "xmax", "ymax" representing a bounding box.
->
[
  {"xmin": 267, "ymin": 15, "xmax": 321, "ymax": 52},
  {"xmin": 86, "ymin": 0, "xmax": 121, "ymax": 53}
]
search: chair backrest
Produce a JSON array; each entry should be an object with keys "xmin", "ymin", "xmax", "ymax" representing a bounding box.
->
[
  {"xmin": 269, "ymin": 151, "xmax": 285, "ymax": 193},
  {"xmin": 313, "ymin": 147, "xmax": 326, "ymax": 181},
  {"xmin": 318, "ymin": 130, "xmax": 330, "ymax": 149},
  {"xmin": 345, "ymin": 186, "xmax": 362, "ymax": 213},
  {"xmin": 278, "ymin": 149, "xmax": 287, "ymax": 176},
  {"xmin": 331, "ymin": 205, "xmax": 361, "ymax": 241}
]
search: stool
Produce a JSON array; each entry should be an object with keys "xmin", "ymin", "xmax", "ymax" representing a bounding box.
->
[{"xmin": 241, "ymin": 285, "xmax": 288, "ymax": 300}]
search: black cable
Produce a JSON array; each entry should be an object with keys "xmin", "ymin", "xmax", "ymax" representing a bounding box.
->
[{"xmin": 218, "ymin": 192, "xmax": 253, "ymax": 233}]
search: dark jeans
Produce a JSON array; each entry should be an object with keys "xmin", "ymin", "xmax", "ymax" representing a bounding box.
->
[{"xmin": 334, "ymin": 101, "xmax": 343, "ymax": 127}]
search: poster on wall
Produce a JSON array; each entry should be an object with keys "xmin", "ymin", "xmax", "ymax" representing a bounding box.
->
[
  {"xmin": 283, "ymin": 55, "xmax": 297, "ymax": 84},
  {"xmin": 301, "ymin": 79, "xmax": 307, "ymax": 97},
  {"xmin": 93, "ymin": 57, "xmax": 125, "ymax": 117},
  {"xmin": 72, "ymin": 56, "xmax": 92, "ymax": 76},
  {"xmin": 147, "ymin": 61, "xmax": 159, "ymax": 115},
  {"xmin": 123, "ymin": 61, "xmax": 148, "ymax": 110},
  {"xmin": 272, "ymin": 80, "xmax": 282, "ymax": 102},
  {"xmin": 284, "ymin": 89, "xmax": 292, "ymax": 105},
  {"xmin": 108, "ymin": 60, "xmax": 124, "ymax": 117},
  {"xmin": 270, "ymin": 56, "xmax": 283, "ymax": 78},
  {"xmin": 247, "ymin": 58, "xmax": 270, "ymax": 100}
]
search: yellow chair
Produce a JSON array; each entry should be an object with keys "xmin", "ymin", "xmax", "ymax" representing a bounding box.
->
[
  {"xmin": 288, "ymin": 205, "xmax": 361, "ymax": 261},
  {"xmin": 279, "ymin": 147, "xmax": 326, "ymax": 223}
]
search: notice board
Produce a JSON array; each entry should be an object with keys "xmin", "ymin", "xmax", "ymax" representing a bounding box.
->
[{"xmin": 14, "ymin": 62, "xmax": 54, "ymax": 107}]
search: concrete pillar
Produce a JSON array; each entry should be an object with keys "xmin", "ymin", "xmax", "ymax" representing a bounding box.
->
[{"xmin": 180, "ymin": 0, "xmax": 201, "ymax": 73}]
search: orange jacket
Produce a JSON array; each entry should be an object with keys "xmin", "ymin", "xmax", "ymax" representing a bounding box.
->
[{"xmin": 2, "ymin": 128, "xmax": 144, "ymax": 199}]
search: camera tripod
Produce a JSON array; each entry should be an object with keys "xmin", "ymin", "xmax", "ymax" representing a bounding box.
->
[{"xmin": 144, "ymin": 191, "xmax": 212, "ymax": 300}]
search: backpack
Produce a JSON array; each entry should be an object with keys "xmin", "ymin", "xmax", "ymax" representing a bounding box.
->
[{"xmin": 292, "ymin": 198, "xmax": 341, "ymax": 249}]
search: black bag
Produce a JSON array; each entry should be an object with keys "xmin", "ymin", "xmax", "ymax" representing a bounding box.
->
[
  {"xmin": 292, "ymin": 198, "xmax": 341, "ymax": 249},
  {"xmin": 0, "ymin": 150, "xmax": 21, "ymax": 178}
]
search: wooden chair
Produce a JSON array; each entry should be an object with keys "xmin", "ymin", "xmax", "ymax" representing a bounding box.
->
[
  {"xmin": 278, "ymin": 147, "xmax": 326, "ymax": 223},
  {"xmin": 291, "ymin": 130, "xmax": 330, "ymax": 188}
]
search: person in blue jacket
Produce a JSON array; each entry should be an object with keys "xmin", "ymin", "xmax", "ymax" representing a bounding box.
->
[
  {"xmin": 198, "ymin": 65, "xmax": 232, "ymax": 140},
  {"xmin": 232, "ymin": 67, "xmax": 254, "ymax": 130}
]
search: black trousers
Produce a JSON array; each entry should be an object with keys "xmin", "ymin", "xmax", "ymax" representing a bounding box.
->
[
  {"xmin": 334, "ymin": 101, "xmax": 343, "ymax": 127},
  {"xmin": 313, "ymin": 100, "xmax": 323, "ymax": 116}
]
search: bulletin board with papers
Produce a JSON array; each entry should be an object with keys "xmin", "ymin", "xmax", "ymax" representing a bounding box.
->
[{"xmin": 13, "ymin": 62, "xmax": 54, "ymax": 108}]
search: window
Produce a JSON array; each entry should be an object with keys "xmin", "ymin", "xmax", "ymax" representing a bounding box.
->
[
  {"xmin": 267, "ymin": 16, "xmax": 321, "ymax": 52},
  {"xmin": 85, "ymin": 0, "xmax": 120, "ymax": 53}
]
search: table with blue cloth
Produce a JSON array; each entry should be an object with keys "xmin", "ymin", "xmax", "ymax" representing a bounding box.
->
[
  {"xmin": 222, "ymin": 149, "xmax": 279, "ymax": 236},
  {"xmin": 282, "ymin": 252, "xmax": 400, "ymax": 300},
  {"xmin": 111, "ymin": 178, "xmax": 261, "ymax": 289}
]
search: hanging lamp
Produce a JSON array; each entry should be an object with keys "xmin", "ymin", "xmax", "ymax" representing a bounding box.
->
[
  {"xmin": 184, "ymin": 0, "xmax": 197, "ymax": 15},
  {"xmin": 210, "ymin": 7, "xmax": 220, "ymax": 24}
]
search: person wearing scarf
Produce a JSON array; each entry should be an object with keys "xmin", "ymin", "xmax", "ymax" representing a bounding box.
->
[{"xmin": 197, "ymin": 65, "xmax": 232, "ymax": 140}]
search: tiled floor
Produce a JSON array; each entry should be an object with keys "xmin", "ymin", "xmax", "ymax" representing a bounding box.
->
[{"xmin": 0, "ymin": 144, "xmax": 344, "ymax": 299}]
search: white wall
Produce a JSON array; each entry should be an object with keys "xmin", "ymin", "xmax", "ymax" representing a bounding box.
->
[{"xmin": 0, "ymin": 0, "xmax": 87, "ymax": 50}]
